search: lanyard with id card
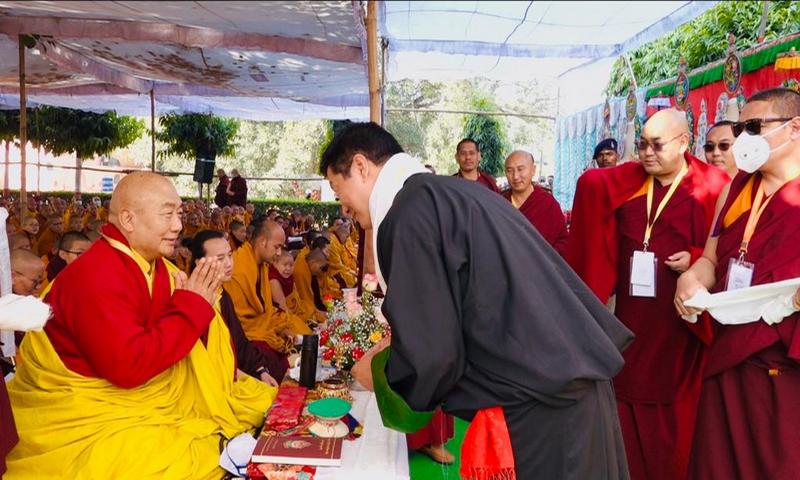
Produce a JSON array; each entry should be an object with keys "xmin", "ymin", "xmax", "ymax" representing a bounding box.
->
[
  {"xmin": 630, "ymin": 162, "xmax": 688, "ymax": 298},
  {"xmin": 726, "ymin": 182, "xmax": 775, "ymax": 291}
]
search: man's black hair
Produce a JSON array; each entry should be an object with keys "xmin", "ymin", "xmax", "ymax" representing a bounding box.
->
[{"xmin": 318, "ymin": 122, "xmax": 404, "ymax": 177}]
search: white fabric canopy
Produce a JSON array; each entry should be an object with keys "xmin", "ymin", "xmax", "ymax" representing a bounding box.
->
[
  {"xmin": 380, "ymin": 0, "xmax": 718, "ymax": 114},
  {"xmin": 0, "ymin": 1, "xmax": 370, "ymax": 120}
]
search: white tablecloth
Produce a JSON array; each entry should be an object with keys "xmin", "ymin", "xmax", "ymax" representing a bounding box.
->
[{"xmin": 315, "ymin": 390, "xmax": 409, "ymax": 480}]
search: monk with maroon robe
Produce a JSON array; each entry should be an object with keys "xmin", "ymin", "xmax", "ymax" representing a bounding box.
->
[
  {"xmin": 453, "ymin": 138, "xmax": 500, "ymax": 193},
  {"xmin": 503, "ymin": 150, "xmax": 568, "ymax": 256},
  {"xmin": 568, "ymin": 109, "xmax": 729, "ymax": 480},
  {"xmin": 675, "ymin": 88, "xmax": 800, "ymax": 479}
]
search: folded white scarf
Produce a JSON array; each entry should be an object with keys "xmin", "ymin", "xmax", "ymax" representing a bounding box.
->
[
  {"xmin": 683, "ymin": 277, "xmax": 800, "ymax": 325},
  {"xmin": 0, "ymin": 208, "xmax": 51, "ymax": 358},
  {"xmin": 368, "ymin": 153, "xmax": 430, "ymax": 294}
]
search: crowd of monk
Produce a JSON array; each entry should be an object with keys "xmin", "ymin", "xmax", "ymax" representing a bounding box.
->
[{"xmin": 1, "ymin": 86, "xmax": 800, "ymax": 479}]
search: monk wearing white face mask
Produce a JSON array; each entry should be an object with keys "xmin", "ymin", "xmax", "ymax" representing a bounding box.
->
[{"xmin": 675, "ymin": 87, "xmax": 800, "ymax": 479}]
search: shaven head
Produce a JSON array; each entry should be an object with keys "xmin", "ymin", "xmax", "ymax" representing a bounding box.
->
[
  {"xmin": 58, "ymin": 231, "xmax": 91, "ymax": 265},
  {"xmin": 274, "ymin": 250, "xmax": 295, "ymax": 279},
  {"xmin": 8, "ymin": 232, "xmax": 31, "ymax": 251},
  {"xmin": 11, "ymin": 248, "xmax": 45, "ymax": 295},
  {"xmin": 306, "ymin": 247, "xmax": 328, "ymax": 276},
  {"xmin": 640, "ymin": 108, "xmax": 690, "ymax": 181},
  {"xmin": 109, "ymin": 172, "xmax": 183, "ymax": 262},
  {"xmin": 251, "ymin": 217, "xmax": 285, "ymax": 265},
  {"xmin": 504, "ymin": 150, "xmax": 536, "ymax": 195}
]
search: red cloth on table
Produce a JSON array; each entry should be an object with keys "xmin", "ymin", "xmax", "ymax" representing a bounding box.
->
[
  {"xmin": 264, "ymin": 385, "xmax": 308, "ymax": 432},
  {"xmin": 688, "ymin": 172, "xmax": 800, "ymax": 480},
  {"xmin": 406, "ymin": 408, "xmax": 454, "ymax": 450},
  {"xmin": 503, "ymin": 187, "xmax": 569, "ymax": 257},
  {"xmin": 43, "ymin": 223, "xmax": 214, "ymax": 388}
]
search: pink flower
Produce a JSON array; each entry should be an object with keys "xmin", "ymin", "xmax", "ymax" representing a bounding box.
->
[{"xmin": 362, "ymin": 273, "xmax": 379, "ymax": 292}]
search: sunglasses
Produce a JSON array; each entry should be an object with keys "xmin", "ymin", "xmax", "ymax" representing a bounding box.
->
[
  {"xmin": 703, "ymin": 141, "xmax": 731, "ymax": 153},
  {"xmin": 637, "ymin": 133, "xmax": 684, "ymax": 153},
  {"xmin": 731, "ymin": 118, "xmax": 793, "ymax": 137}
]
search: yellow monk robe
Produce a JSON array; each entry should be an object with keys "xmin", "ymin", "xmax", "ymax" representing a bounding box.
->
[
  {"xmin": 34, "ymin": 226, "xmax": 58, "ymax": 257},
  {"xmin": 292, "ymin": 248, "xmax": 327, "ymax": 323},
  {"xmin": 6, "ymin": 243, "xmax": 274, "ymax": 479},
  {"xmin": 327, "ymin": 234, "xmax": 357, "ymax": 288},
  {"xmin": 225, "ymin": 242, "xmax": 311, "ymax": 352},
  {"xmin": 182, "ymin": 224, "xmax": 201, "ymax": 238},
  {"xmin": 344, "ymin": 235, "xmax": 358, "ymax": 262},
  {"xmin": 244, "ymin": 211, "xmax": 253, "ymax": 226}
]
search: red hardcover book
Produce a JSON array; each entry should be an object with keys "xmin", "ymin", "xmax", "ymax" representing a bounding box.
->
[{"xmin": 252, "ymin": 435, "xmax": 343, "ymax": 466}]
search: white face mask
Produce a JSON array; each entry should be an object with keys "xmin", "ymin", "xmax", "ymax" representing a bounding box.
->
[{"xmin": 731, "ymin": 120, "xmax": 793, "ymax": 173}]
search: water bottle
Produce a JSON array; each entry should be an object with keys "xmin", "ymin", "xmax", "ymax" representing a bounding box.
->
[{"xmin": 299, "ymin": 334, "xmax": 319, "ymax": 389}]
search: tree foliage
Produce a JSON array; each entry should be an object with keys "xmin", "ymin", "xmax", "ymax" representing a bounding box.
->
[
  {"xmin": 0, "ymin": 107, "xmax": 144, "ymax": 159},
  {"xmin": 606, "ymin": 0, "xmax": 800, "ymax": 96},
  {"xmin": 156, "ymin": 113, "xmax": 239, "ymax": 160},
  {"xmin": 462, "ymin": 97, "xmax": 509, "ymax": 177}
]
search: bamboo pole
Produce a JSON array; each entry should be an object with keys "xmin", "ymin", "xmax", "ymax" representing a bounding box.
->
[
  {"xmin": 362, "ymin": 1, "xmax": 381, "ymax": 277},
  {"xmin": 18, "ymin": 35, "xmax": 28, "ymax": 216},
  {"xmin": 150, "ymin": 89, "xmax": 156, "ymax": 172},
  {"xmin": 3, "ymin": 142, "xmax": 9, "ymax": 198},
  {"xmin": 366, "ymin": 1, "xmax": 381, "ymax": 125}
]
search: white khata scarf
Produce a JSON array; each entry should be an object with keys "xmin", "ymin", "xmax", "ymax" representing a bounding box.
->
[{"xmin": 368, "ymin": 153, "xmax": 430, "ymax": 294}]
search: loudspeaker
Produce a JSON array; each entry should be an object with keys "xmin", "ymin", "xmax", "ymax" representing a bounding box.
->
[{"xmin": 193, "ymin": 157, "xmax": 216, "ymax": 184}]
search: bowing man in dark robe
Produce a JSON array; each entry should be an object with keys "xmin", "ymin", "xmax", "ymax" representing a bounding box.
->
[
  {"xmin": 567, "ymin": 109, "xmax": 729, "ymax": 480},
  {"xmin": 675, "ymin": 88, "xmax": 800, "ymax": 480},
  {"xmin": 321, "ymin": 122, "xmax": 633, "ymax": 480},
  {"xmin": 503, "ymin": 150, "xmax": 568, "ymax": 256},
  {"xmin": 453, "ymin": 138, "xmax": 500, "ymax": 193}
]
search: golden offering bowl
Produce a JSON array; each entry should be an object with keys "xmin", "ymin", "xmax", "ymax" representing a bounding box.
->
[{"xmin": 317, "ymin": 378, "xmax": 352, "ymax": 402}]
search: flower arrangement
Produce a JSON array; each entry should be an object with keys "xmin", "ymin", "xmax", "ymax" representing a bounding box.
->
[{"xmin": 319, "ymin": 274, "xmax": 390, "ymax": 370}]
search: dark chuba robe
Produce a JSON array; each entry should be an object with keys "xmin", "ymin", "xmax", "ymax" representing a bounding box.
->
[{"xmin": 377, "ymin": 174, "xmax": 633, "ymax": 479}]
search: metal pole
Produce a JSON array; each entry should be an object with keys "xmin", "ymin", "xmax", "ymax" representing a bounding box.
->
[
  {"xmin": 150, "ymin": 89, "xmax": 156, "ymax": 172},
  {"xmin": 624, "ymin": 53, "xmax": 638, "ymax": 89},
  {"xmin": 18, "ymin": 35, "xmax": 28, "ymax": 216},
  {"xmin": 757, "ymin": 1, "xmax": 770, "ymax": 43},
  {"xmin": 366, "ymin": 1, "xmax": 381, "ymax": 125},
  {"xmin": 385, "ymin": 107, "xmax": 556, "ymax": 120}
]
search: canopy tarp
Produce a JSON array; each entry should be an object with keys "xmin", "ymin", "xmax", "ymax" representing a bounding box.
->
[
  {"xmin": 0, "ymin": 1, "xmax": 370, "ymax": 120},
  {"xmin": 379, "ymin": 1, "xmax": 718, "ymax": 115}
]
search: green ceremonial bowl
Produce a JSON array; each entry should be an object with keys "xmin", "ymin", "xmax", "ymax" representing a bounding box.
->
[{"xmin": 308, "ymin": 397, "xmax": 351, "ymax": 420}]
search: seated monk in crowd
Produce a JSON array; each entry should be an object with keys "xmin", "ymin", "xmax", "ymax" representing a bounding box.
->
[
  {"xmin": 10, "ymin": 249, "xmax": 45, "ymax": 297},
  {"xmin": 173, "ymin": 237, "xmax": 193, "ymax": 274},
  {"xmin": 19, "ymin": 216, "xmax": 39, "ymax": 245},
  {"xmin": 34, "ymin": 215, "xmax": 63, "ymax": 257},
  {"xmin": 5, "ymin": 172, "xmax": 275, "ymax": 479},
  {"xmin": 224, "ymin": 217, "xmax": 312, "ymax": 381},
  {"xmin": 269, "ymin": 251, "xmax": 327, "ymax": 326},
  {"xmin": 190, "ymin": 230, "xmax": 279, "ymax": 386},
  {"xmin": 229, "ymin": 220, "xmax": 247, "ymax": 251},
  {"xmin": 327, "ymin": 223, "xmax": 357, "ymax": 288},
  {"xmin": 7, "ymin": 233, "xmax": 31, "ymax": 252},
  {"xmin": 293, "ymin": 242, "xmax": 332, "ymax": 316},
  {"xmin": 310, "ymin": 236, "xmax": 343, "ymax": 300}
]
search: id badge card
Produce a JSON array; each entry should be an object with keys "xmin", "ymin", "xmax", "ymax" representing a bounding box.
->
[
  {"xmin": 725, "ymin": 258, "xmax": 754, "ymax": 291},
  {"xmin": 630, "ymin": 250, "xmax": 657, "ymax": 298}
]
